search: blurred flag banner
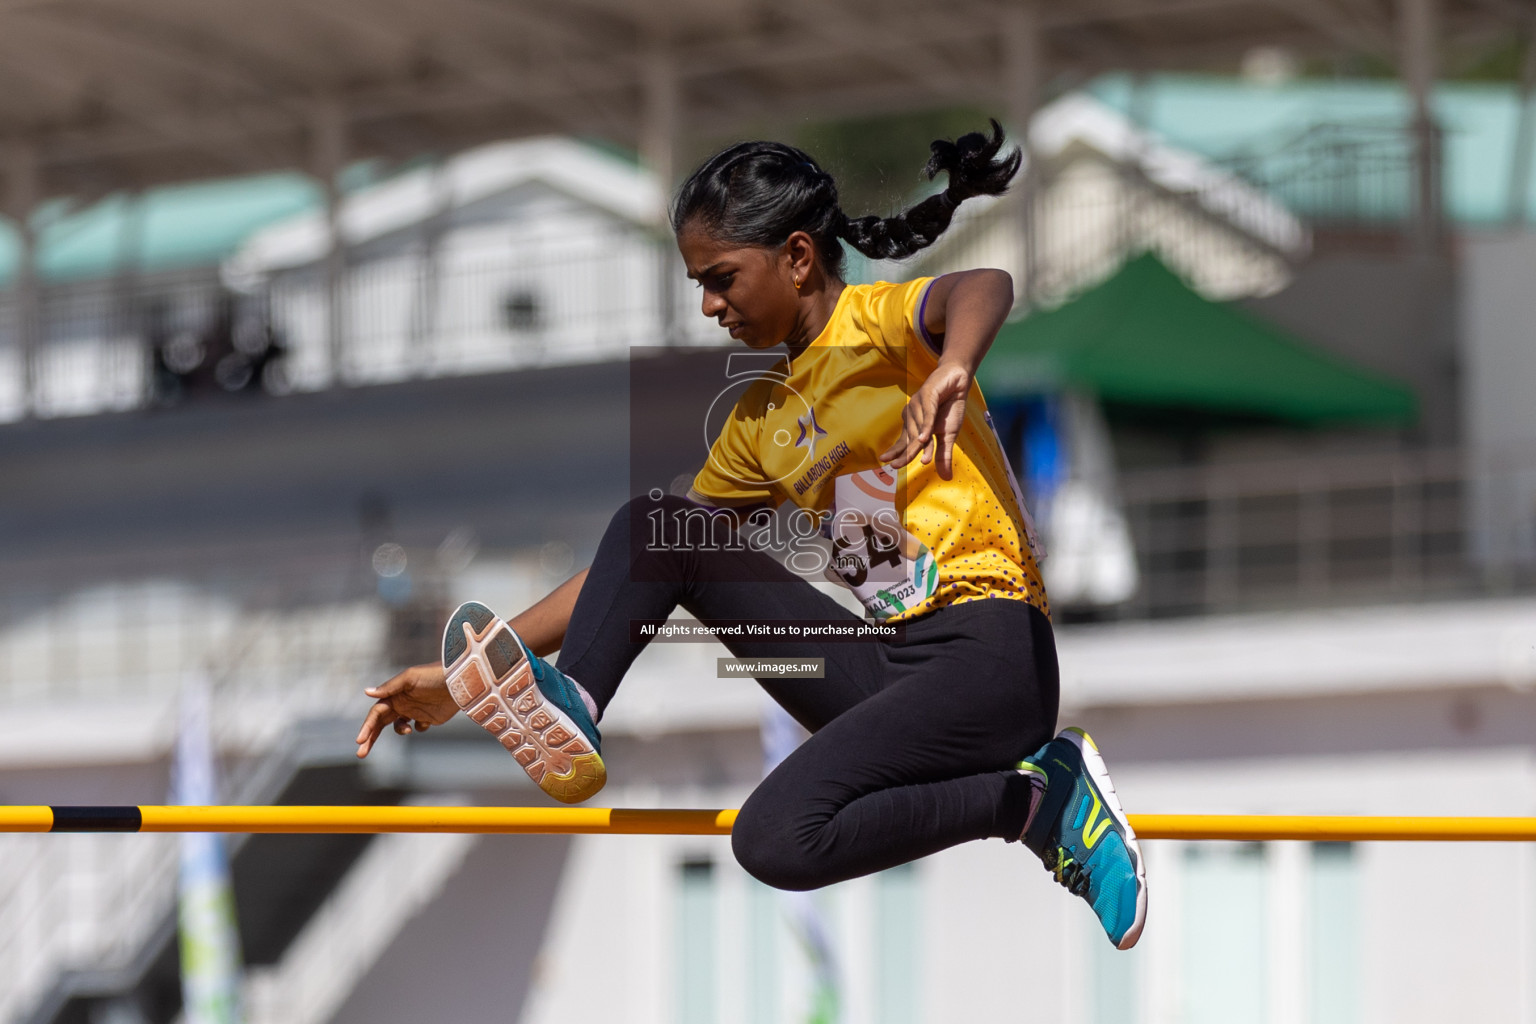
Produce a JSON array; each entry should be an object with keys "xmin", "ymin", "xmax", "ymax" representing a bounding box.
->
[{"xmin": 173, "ymin": 677, "xmax": 245, "ymax": 1024}]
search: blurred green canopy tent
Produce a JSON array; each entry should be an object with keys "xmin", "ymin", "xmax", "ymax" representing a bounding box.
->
[{"xmin": 976, "ymin": 254, "xmax": 1418, "ymax": 426}]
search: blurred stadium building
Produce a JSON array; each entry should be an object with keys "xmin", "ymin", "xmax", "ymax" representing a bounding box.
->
[{"xmin": 4, "ymin": 1, "xmax": 1536, "ymax": 1022}]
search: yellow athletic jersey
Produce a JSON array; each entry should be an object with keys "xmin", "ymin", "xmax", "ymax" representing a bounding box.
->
[{"xmin": 690, "ymin": 278, "xmax": 1049, "ymax": 623}]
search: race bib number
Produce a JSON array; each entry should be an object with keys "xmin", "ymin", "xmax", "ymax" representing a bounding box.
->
[{"xmin": 824, "ymin": 467, "xmax": 939, "ymax": 620}]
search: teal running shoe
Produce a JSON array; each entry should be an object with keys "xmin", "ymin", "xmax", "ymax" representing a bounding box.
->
[
  {"xmin": 1019, "ymin": 727, "xmax": 1147, "ymax": 949},
  {"xmin": 442, "ymin": 601, "xmax": 605, "ymax": 803}
]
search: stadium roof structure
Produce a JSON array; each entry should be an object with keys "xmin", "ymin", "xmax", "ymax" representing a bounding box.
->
[
  {"xmin": 17, "ymin": 75, "xmax": 1536, "ymax": 289},
  {"xmin": 0, "ymin": 0, "xmax": 1520, "ymax": 205}
]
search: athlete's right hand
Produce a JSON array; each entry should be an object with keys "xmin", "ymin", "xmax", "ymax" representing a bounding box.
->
[{"xmin": 355, "ymin": 663, "xmax": 460, "ymax": 758}]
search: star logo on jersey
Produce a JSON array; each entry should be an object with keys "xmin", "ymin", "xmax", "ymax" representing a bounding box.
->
[{"xmin": 795, "ymin": 409, "xmax": 828, "ymax": 457}]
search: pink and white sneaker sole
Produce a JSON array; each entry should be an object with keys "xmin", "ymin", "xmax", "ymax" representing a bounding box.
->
[{"xmin": 442, "ymin": 603, "xmax": 606, "ymax": 804}]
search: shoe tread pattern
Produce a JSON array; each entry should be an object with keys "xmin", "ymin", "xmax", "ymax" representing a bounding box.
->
[{"xmin": 442, "ymin": 606, "xmax": 605, "ymax": 803}]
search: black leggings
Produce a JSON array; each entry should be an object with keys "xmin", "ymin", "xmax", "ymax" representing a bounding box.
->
[{"xmin": 556, "ymin": 494, "xmax": 1059, "ymax": 890}]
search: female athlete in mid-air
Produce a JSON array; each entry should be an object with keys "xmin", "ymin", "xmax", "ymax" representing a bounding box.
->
[{"xmin": 355, "ymin": 122, "xmax": 1148, "ymax": 948}]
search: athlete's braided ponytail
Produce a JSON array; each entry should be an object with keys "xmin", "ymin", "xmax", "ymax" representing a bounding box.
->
[
  {"xmin": 671, "ymin": 120, "xmax": 1020, "ymax": 276},
  {"xmin": 837, "ymin": 120, "xmax": 1021, "ymax": 261}
]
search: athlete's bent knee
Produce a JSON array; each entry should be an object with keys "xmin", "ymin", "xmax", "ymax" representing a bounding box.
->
[{"xmin": 731, "ymin": 808, "xmax": 829, "ymax": 892}]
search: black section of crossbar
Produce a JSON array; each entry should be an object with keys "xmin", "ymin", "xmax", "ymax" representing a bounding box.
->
[{"xmin": 50, "ymin": 806, "xmax": 142, "ymax": 832}]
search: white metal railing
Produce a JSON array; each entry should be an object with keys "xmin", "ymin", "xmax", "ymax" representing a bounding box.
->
[
  {"xmin": 1115, "ymin": 449, "xmax": 1536, "ymax": 617},
  {"xmin": 1217, "ymin": 119, "xmax": 1430, "ymax": 230},
  {"xmin": 0, "ymin": 578, "xmax": 389, "ymax": 705},
  {"xmin": 0, "ymin": 228, "xmax": 724, "ymax": 423},
  {"xmin": 0, "ymin": 831, "xmax": 179, "ymax": 1024},
  {"xmin": 260, "ymin": 223, "xmax": 722, "ymax": 390},
  {"xmin": 0, "ymin": 542, "xmax": 570, "ymax": 716}
]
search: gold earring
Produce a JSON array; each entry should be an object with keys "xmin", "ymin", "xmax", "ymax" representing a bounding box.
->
[{"xmin": 794, "ymin": 276, "xmax": 802, "ymax": 290}]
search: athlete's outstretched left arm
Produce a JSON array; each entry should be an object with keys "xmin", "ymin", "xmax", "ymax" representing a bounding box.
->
[{"xmin": 879, "ymin": 269, "xmax": 1013, "ymax": 479}]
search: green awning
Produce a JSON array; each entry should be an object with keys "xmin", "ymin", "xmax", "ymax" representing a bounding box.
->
[{"xmin": 977, "ymin": 255, "xmax": 1418, "ymax": 425}]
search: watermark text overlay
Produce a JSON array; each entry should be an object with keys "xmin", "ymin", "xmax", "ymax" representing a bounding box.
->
[
  {"xmin": 631, "ymin": 619, "xmax": 901, "ymax": 643},
  {"xmin": 717, "ymin": 658, "xmax": 826, "ymax": 678}
]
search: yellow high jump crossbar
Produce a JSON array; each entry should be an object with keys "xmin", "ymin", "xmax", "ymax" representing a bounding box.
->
[{"xmin": 4, "ymin": 806, "xmax": 1536, "ymax": 841}]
